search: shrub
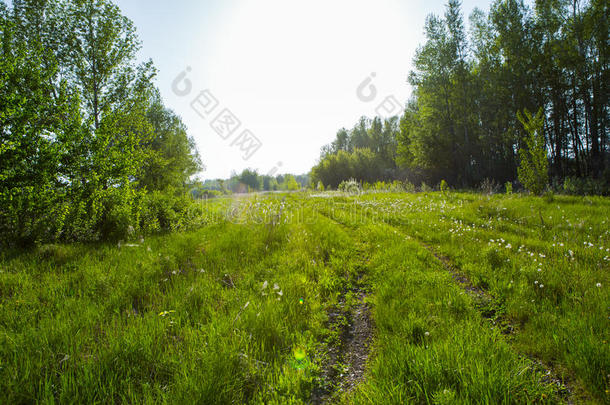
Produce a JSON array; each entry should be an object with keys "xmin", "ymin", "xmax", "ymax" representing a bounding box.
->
[
  {"xmin": 338, "ymin": 178, "xmax": 362, "ymax": 195},
  {"xmin": 373, "ymin": 181, "xmax": 387, "ymax": 191},
  {"xmin": 403, "ymin": 181, "xmax": 416, "ymax": 193},
  {"xmin": 196, "ymin": 189, "xmax": 224, "ymax": 199},
  {"xmin": 139, "ymin": 191, "xmax": 194, "ymax": 235},
  {"xmin": 517, "ymin": 108, "xmax": 549, "ymax": 195},
  {"xmin": 420, "ymin": 182, "xmax": 431, "ymax": 192},
  {"xmin": 562, "ymin": 176, "xmax": 609, "ymax": 196},
  {"xmin": 505, "ymin": 182, "xmax": 513, "ymax": 195},
  {"xmin": 439, "ymin": 179, "xmax": 448, "ymax": 193},
  {"xmin": 390, "ymin": 180, "xmax": 405, "ymax": 193},
  {"xmin": 480, "ymin": 178, "xmax": 498, "ymax": 195}
]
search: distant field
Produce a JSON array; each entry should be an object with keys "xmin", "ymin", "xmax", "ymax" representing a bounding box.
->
[{"xmin": 1, "ymin": 192, "xmax": 608, "ymax": 404}]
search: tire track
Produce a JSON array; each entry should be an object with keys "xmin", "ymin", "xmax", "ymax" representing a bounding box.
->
[
  {"xmin": 311, "ymin": 210, "xmax": 374, "ymax": 404},
  {"xmin": 378, "ymin": 216, "xmax": 580, "ymax": 404}
]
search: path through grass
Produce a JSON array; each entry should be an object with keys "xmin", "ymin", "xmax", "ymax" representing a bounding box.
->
[{"xmin": 0, "ymin": 192, "xmax": 607, "ymax": 403}]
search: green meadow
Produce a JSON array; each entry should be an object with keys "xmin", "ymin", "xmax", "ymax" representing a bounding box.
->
[{"xmin": 1, "ymin": 192, "xmax": 608, "ymax": 404}]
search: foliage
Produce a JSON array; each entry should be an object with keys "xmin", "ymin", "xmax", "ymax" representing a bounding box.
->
[
  {"xmin": 0, "ymin": 0, "xmax": 201, "ymax": 245},
  {"xmin": 311, "ymin": 148, "xmax": 387, "ymax": 189},
  {"xmin": 403, "ymin": 180, "xmax": 416, "ymax": 193},
  {"xmin": 439, "ymin": 179, "xmax": 448, "ymax": 193},
  {"xmin": 337, "ymin": 178, "xmax": 362, "ymax": 194},
  {"xmin": 479, "ymin": 178, "xmax": 499, "ymax": 195},
  {"xmin": 213, "ymin": 170, "xmax": 307, "ymax": 194},
  {"xmin": 238, "ymin": 168, "xmax": 263, "ymax": 192},
  {"xmin": 313, "ymin": 0, "xmax": 609, "ymax": 192},
  {"xmin": 562, "ymin": 176, "xmax": 609, "ymax": 196},
  {"xmin": 281, "ymin": 174, "xmax": 300, "ymax": 191},
  {"xmin": 140, "ymin": 92, "xmax": 202, "ymax": 191},
  {"xmin": 364, "ymin": 180, "xmax": 409, "ymax": 193},
  {"xmin": 517, "ymin": 108, "xmax": 549, "ymax": 196},
  {"xmin": 312, "ymin": 116, "xmax": 400, "ymax": 188}
]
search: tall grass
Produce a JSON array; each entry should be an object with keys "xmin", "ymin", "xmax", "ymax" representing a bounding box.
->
[{"xmin": 1, "ymin": 192, "xmax": 607, "ymax": 403}]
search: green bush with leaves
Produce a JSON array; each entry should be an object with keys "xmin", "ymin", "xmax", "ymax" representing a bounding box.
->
[
  {"xmin": 517, "ymin": 109, "xmax": 549, "ymax": 196},
  {"xmin": 281, "ymin": 174, "xmax": 300, "ymax": 191},
  {"xmin": 338, "ymin": 178, "xmax": 362, "ymax": 194},
  {"xmin": 439, "ymin": 179, "xmax": 448, "ymax": 193},
  {"xmin": 562, "ymin": 177, "xmax": 609, "ymax": 196},
  {"xmin": 0, "ymin": 1, "xmax": 201, "ymax": 246}
]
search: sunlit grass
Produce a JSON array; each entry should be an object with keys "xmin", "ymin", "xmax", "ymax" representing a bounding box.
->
[{"xmin": 0, "ymin": 192, "xmax": 608, "ymax": 403}]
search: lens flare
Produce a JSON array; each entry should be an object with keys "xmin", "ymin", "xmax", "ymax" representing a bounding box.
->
[{"xmin": 293, "ymin": 346, "xmax": 306, "ymax": 361}]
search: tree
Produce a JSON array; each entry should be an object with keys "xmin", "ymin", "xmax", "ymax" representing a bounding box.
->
[
  {"xmin": 0, "ymin": 0, "xmax": 204, "ymax": 244},
  {"xmin": 58, "ymin": 0, "xmax": 152, "ymax": 130},
  {"xmin": 141, "ymin": 92, "xmax": 201, "ymax": 191},
  {"xmin": 238, "ymin": 168, "xmax": 262, "ymax": 192},
  {"xmin": 331, "ymin": 128, "xmax": 349, "ymax": 153},
  {"xmin": 517, "ymin": 108, "xmax": 549, "ymax": 195},
  {"xmin": 0, "ymin": 1, "xmax": 84, "ymax": 244},
  {"xmin": 281, "ymin": 174, "xmax": 300, "ymax": 191}
]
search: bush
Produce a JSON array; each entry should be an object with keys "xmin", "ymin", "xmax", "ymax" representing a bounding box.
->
[
  {"xmin": 338, "ymin": 178, "xmax": 362, "ymax": 194},
  {"xmin": 517, "ymin": 108, "xmax": 549, "ymax": 195},
  {"xmin": 403, "ymin": 181, "xmax": 416, "ymax": 193},
  {"xmin": 198, "ymin": 189, "xmax": 224, "ymax": 199},
  {"xmin": 440, "ymin": 179, "xmax": 448, "ymax": 193},
  {"xmin": 479, "ymin": 178, "xmax": 499, "ymax": 195},
  {"xmin": 140, "ymin": 191, "xmax": 193, "ymax": 234},
  {"xmin": 505, "ymin": 182, "xmax": 513, "ymax": 195},
  {"xmin": 562, "ymin": 177, "xmax": 609, "ymax": 196},
  {"xmin": 369, "ymin": 180, "xmax": 406, "ymax": 193},
  {"xmin": 0, "ymin": 186, "xmax": 68, "ymax": 246}
]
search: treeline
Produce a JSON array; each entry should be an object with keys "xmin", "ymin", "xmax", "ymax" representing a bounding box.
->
[
  {"xmin": 313, "ymin": 0, "xmax": 608, "ymax": 191},
  {"xmin": 311, "ymin": 116, "xmax": 400, "ymax": 189},
  {"xmin": 0, "ymin": 0, "xmax": 201, "ymax": 245},
  {"xmin": 192, "ymin": 169, "xmax": 309, "ymax": 197}
]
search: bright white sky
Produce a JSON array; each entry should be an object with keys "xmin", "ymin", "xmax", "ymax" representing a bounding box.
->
[{"xmin": 115, "ymin": 0, "xmax": 493, "ymax": 180}]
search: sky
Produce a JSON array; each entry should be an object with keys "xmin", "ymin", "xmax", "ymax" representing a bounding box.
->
[{"xmin": 114, "ymin": 0, "xmax": 493, "ymax": 180}]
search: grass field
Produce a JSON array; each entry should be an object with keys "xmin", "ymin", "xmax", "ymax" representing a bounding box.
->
[{"xmin": 1, "ymin": 192, "xmax": 608, "ymax": 404}]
